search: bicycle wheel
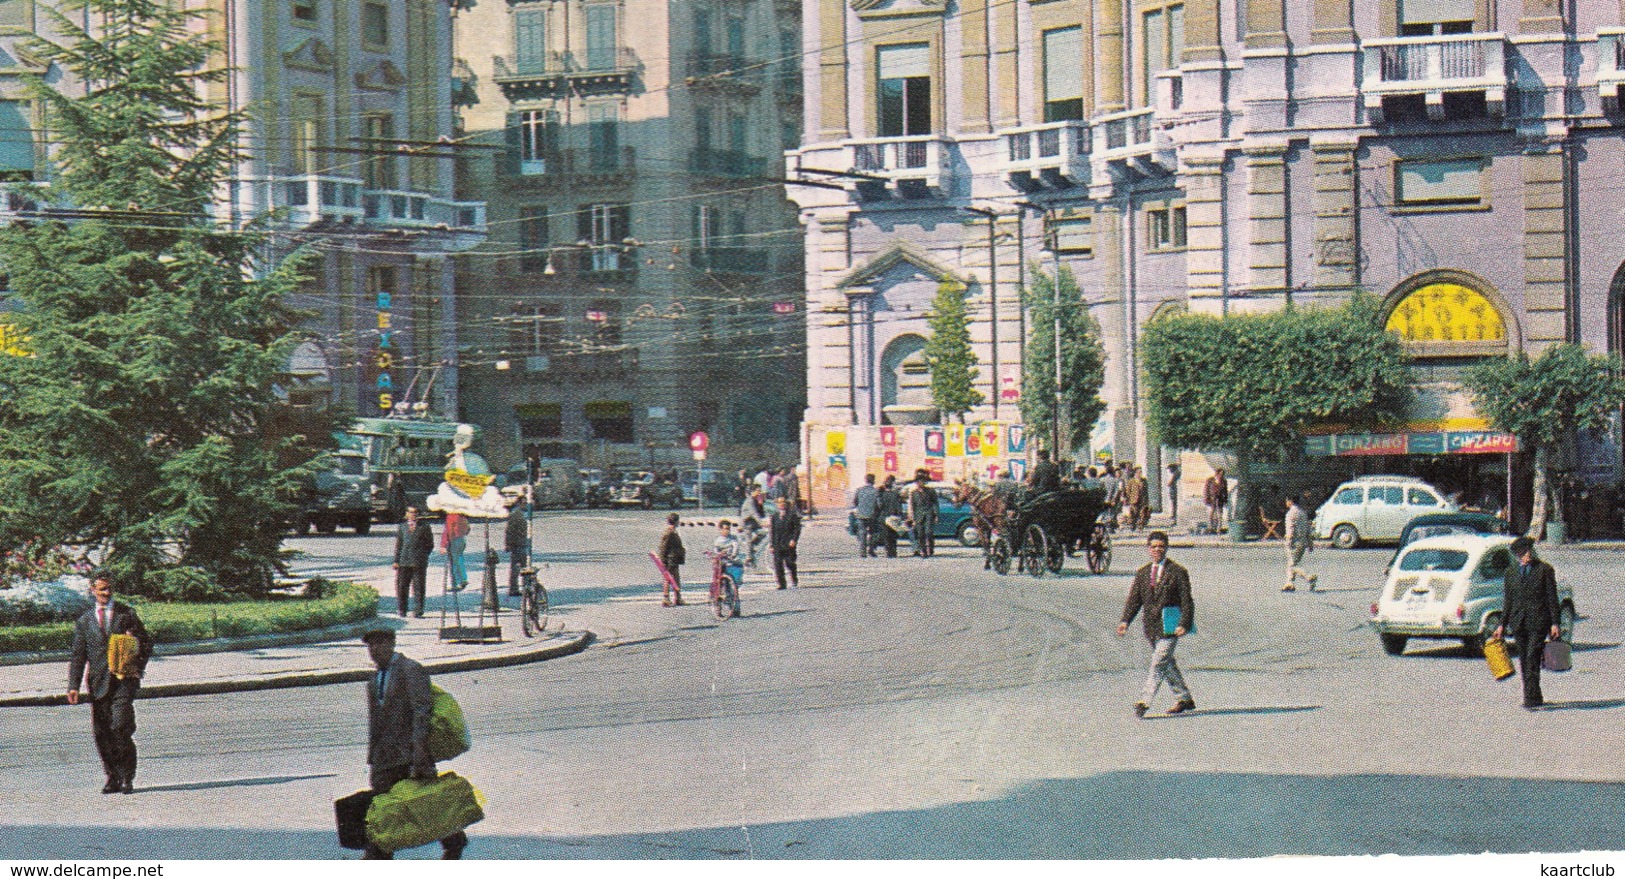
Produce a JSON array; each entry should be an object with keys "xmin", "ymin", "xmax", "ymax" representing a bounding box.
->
[
  {"xmin": 712, "ymin": 573, "xmax": 735, "ymax": 620},
  {"xmin": 1086, "ymin": 525, "xmax": 1112, "ymax": 574},
  {"xmin": 520, "ymin": 587, "xmax": 537, "ymax": 637}
]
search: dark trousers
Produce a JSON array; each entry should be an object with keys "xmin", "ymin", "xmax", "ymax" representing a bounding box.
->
[
  {"xmin": 395, "ymin": 565, "xmax": 427, "ymax": 616},
  {"xmin": 878, "ymin": 524, "xmax": 898, "ymax": 557},
  {"xmin": 913, "ymin": 520, "xmax": 936, "ymax": 556},
  {"xmin": 91, "ymin": 678, "xmax": 139, "ymax": 784},
  {"xmin": 364, "ymin": 763, "xmax": 468, "ymax": 859},
  {"xmin": 773, "ymin": 546, "xmax": 798, "ymax": 588},
  {"xmin": 1514, "ymin": 626, "xmax": 1547, "ymax": 706},
  {"xmin": 857, "ymin": 518, "xmax": 878, "ymax": 557},
  {"xmin": 507, "ymin": 549, "xmax": 529, "ymax": 595}
]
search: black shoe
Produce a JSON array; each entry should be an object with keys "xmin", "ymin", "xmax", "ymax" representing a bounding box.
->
[
  {"xmin": 1168, "ymin": 699, "xmax": 1196, "ymax": 715},
  {"xmin": 1523, "ymin": 701, "xmax": 1544, "ymax": 711},
  {"xmin": 102, "ymin": 779, "xmax": 120, "ymax": 794},
  {"xmin": 119, "ymin": 780, "xmax": 134, "ymax": 794},
  {"xmin": 777, "ymin": 585, "xmax": 786, "ymax": 590},
  {"xmin": 441, "ymin": 832, "xmax": 468, "ymax": 860},
  {"xmin": 1134, "ymin": 702, "xmax": 1149, "ymax": 719}
]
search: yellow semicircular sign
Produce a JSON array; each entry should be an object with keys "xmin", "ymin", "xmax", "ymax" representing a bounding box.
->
[{"xmin": 1385, "ymin": 283, "xmax": 1506, "ymax": 344}]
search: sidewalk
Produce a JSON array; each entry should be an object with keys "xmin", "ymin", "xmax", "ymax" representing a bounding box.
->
[{"xmin": 0, "ymin": 606, "xmax": 590, "ymax": 708}]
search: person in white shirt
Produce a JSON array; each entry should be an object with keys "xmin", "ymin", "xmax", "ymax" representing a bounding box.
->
[{"xmin": 1282, "ymin": 491, "xmax": 1317, "ymax": 592}]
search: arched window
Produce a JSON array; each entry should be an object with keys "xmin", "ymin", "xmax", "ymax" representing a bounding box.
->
[
  {"xmin": 1382, "ymin": 271, "xmax": 1515, "ymax": 358},
  {"xmin": 880, "ymin": 334, "xmax": 930, "ymax": 411}
]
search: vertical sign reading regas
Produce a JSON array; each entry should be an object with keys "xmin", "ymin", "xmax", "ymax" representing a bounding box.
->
[{"xmin": 375, "ymin": 289, "xmax": 393, "ymax": 414}]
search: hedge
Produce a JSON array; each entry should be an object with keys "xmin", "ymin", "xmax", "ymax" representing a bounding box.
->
[{"xmin": 0, "ymin": 581, "xmax": 378, "ymax": 654}]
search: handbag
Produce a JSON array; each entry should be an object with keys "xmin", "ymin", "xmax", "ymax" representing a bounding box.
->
[
  {"xmin": 1541, "ymin": 639, "xmax": 1572, "ymax": 672},
  {"xmin": 1484, "ymin": 637, "xmax": 1516, "ymax": 681},
  {"xmin": 107, "ymin": 633, "xmax": 142, "ymax": 679},
  {"xmin": 1161, "ymin": 606, "xmax": 1192, "ymax": 636}
]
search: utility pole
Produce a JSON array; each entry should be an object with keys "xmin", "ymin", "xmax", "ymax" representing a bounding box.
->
[
  {"xmin": 1014, "ymin": 201, "xmax": 1066, "ymax": 456},
  {"xmin": 962, "ymin": 206, "xmax": 1001, "ymax": 420}
]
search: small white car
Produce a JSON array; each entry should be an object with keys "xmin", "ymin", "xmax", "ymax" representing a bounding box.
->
[
  {"xmin": 1369, "ymin": 534, "xmax": 1576, "ymax": 656},
  {"xmin": 1315, "ymin": 475, "xmax": 1456, "ymax": 548}
]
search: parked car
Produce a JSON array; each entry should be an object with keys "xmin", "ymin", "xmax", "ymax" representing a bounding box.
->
[
  {"xmin": 1369, "ymin": 533, "xmax": 1577, "ymax": 657},
  {"xmin": 1314, "ymin": 475, "xmax": 1456, "ymax": 548},
  {"xmin": 613, "ymin": 471, "xmax": 684, "ymax": 509},
  {"xmin": 499, "ymin": 458, "xmax": 583, "ymax": 508},
  {"xmin": 867, "ymin": 482, "xmax": 979, "ymax": 547},
  {"xmin": 581, "ymin": 469, "xmax": 617, "ymax": 508},
  {"xmin": 293, "ymin": 450, "xmax": 373, "ymax": 535},
  {"xmin": 679, "ymin": 468, "xmax": 735, "ymax": 506}
]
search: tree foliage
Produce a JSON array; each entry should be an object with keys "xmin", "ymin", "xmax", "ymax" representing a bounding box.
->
[
  {"xmin": 0, "ymin": 0, "xmax": 342, "ymax": 592},
  {"xmin": 1021, "ymin": 264, "xmax": 1106, "ymax": 453},
  {"xmin": 925, "ymin": 280, "xmax": 984, "ymax": 422},
  {"xmin": 1461, "ymin": 343, "xmax": 1625, "ymax": 536}
]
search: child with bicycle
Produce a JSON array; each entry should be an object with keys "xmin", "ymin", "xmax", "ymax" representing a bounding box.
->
[{"xmin": 709, "ymin": 518, "xmax": 746, "ymax": 618}]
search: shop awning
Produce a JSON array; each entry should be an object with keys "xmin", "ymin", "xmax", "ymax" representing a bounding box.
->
[{"xmin": 1306, "ymin": 430, "xmax": 1517, "ymax": 457}]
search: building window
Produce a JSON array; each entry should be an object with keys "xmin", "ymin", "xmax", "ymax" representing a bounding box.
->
[
  {"xmin": 1042, "ymin": 27, "xmax": 1084, "ymax": 122},
  {"xmin": 512, "ymin": 110, "xmax": 559, "ymax": 175},
  {"xmin": 1142, "ymin": 5, "xmax": 1183, "ymax": 105},
  {"xmin": 584, "ymin": 4, "xmax": 618, "ymax": 71},
  {"xmin": 519, "ymin": 207, "xmax": 549, "ymax": 273},
  {"xmin": 693, "ymin": 8, "xmax": 712, "ymax": 55},
  {"xmin": 0, "ymin": 0, "xmax": 33, "ymax": 30},
  {"xmin": 508, "ymin": 306, "xmax": 561, "ymax": 357},
  {"xmin": 728, "ymin": 112, "xmax": 748, "ymax": 154},
  {"xmin": 1398, "ymin": 0, "xmax": 1474, "ymax": 35},
  {"xmin": 362, "ymin": 2, "xmax": 389, "ymax": 49},
  {"xmin": 0, "ymin": 100, "xmax": 34, "ymax": 182},
  {"xmin": 515, "ymin": 403, "xmax": 563, "ymax": 438},
  {"xmin": 694, "ymin": 106, "xmax": 712, "ymax": 152},
  {"xmin": 584, "ymin": 400, "xmax": 634, "ymax": 443},
  {"xmin": 725, "ymin": 14, "xmax": 746, "ymax": 58},
  {"xmin": 877, "ymin": 43, "xmax": 932, "ymax": 137},
  {"xmin": 291, "ymin": 0, "xmax": 318, "ymax": 24},
  {"xmin": 362, "ymin": 113, "xmax": 395, "ymax": 189},
  {"xmin": 586, "ymin": 103, "xmax": 620, "ymax": 170},
  {"xmin": 290, "ymin": 94, "xmax": 324, "ymax": 175},
  {"xmin": 1048, "ymin": 213, "xmax": 1093, "ymax": 257},
  {"xmin": 578, "ymin": 203, "xmax": 630, "ymax": 271},
  {"xmin": 585, "ymin": 301, "xmax": 623, "ymax": 346},
  {"xmin": 1147, "ymin": 205, "xmax": 1187, "ymax": 250},
  {"xmin": 514, "ymin": 8, "xmax": 547, "ymax": 72},
  {"xmin": 1395, "ymin": 158, "xmax": 1485, "ymax": 206}
]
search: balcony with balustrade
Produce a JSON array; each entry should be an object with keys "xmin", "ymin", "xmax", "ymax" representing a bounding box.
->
[
  {"xmin": 246, "ymin": 174, "xmax": 366, "ymax": 227},
  {"xmin": 689, "ymin": 147, "xmax": 770, "ymax": 181},
  {"xmin": 1090, "ymin": 107, "xmax": 1174, "ymax": 179},
  {"xmin": 493, "ymin": 47, "xmax": 641, "ymax": 100},
  {"xmin": 841, "ymin": 136, "xmax": 953, "ymax": 196},
  {"xmin": 998, "ymin": 121, "xmax": 1090, "ymax": 191},
  {"xmin": 1595, "ymin": 29, "xmax": 1625, "ymax": 112},
  {"xmin": 1360, "ymin": 33, "xmax": 1507, "ymax": 122}
]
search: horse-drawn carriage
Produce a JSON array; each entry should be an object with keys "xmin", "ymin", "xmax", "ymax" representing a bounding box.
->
[{"xmin": 977, "ymin": 486, "xmax": 1112, "ymax": 577}]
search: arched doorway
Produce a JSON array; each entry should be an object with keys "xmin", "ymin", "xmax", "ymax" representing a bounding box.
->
[{"xmin": 880, "ymin": 334, "xmax": 932, "ymax": 423}]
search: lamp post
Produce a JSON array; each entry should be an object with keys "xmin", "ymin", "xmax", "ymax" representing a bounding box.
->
[
  {"xmin": 961, "ymin": 206, "xmax": 1001, "ymax": 420},
  {"xmin": 1014, "ymin": 201, "xmax": 1065, "ymax": 457}
]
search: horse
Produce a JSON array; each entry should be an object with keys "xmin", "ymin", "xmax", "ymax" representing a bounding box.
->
[{"xmin": 953, "ymin": 479, "xmax": 1013, "ymax": 569}]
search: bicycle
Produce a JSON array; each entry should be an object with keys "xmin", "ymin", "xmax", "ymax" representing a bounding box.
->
[
  {"xmin": 518, "ymin": 564, "xmax": 549, "ymax": 637},
  {"xmin": 706, "ymin": 551, "xmax": 742, "ymax": 620}
]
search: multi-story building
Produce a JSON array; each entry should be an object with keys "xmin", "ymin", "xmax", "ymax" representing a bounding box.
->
[
  {"xmin": 0, "ymin": 0, "xmax": 484, "ymax": 418},
  {"xmin": 789, "ymin": 0, "xmax": 1625, "ymax": 518},
  {"xmin": 453, "ymin": 0, "xmax": 805, "ymax": 470}
]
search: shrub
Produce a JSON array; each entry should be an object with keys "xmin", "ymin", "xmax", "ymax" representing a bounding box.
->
[{"xmin": 144, "ymin": 566, "xmax": 230, "ymax": 603}]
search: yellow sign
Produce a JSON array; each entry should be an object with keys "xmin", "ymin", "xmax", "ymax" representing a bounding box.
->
[
  {"xmin": 946, "ymin": 424, "xmax": 965, "ymax": 457},
  {"xmin": 1385, "ymin": 283, "xmax": 1506, "ymax": 345},
  {"xmin": 980, "ymin": 422, "xmax": 1004, "ymax": 459},
  {"xmin": 826, "ymin": 431, "xmax": 846, "ymax": 457},
  {"xmin": 0, "ymin": 323, "xmax": 30, "ymax": 357},
  {"xmin": 444, "ymin": 469, "xmax": 493, "ymax": 498}
]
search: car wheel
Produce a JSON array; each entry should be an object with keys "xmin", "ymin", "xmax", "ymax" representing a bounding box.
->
[
  {"xmin": 294, "ymin": 513, "xmax": 313, "ymax": 536},
  {"xmin": 1331, "ymin": 524, "xmax": 1360, "ymax": 549},
  {"xmin": 1559, "ymin": 604, "xmax": 1576, "ymax": 642},
  {"xmin": 957, "ymin": 520, "xmax": 980, "ymax": 548},
  {"xmin": 1463, "ymin": 612, "xmax": 1500, "ymax": 657},
  {"xmin": 352, "ymin": 518, "xmax": 372, "ymax": 536},
  {"xmin": 1379, "ymin": 633, "xmax": 1408, "ymax": 655},
  {"xmin": 315, "ymin": 518, "xmax": 338, "ymax": 535}
]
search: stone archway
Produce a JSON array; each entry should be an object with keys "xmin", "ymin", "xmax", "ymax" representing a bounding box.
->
[
  {"xmin": 1381, "ymin": 269, "xmax": 1520, "ymax": 357},
  {"xmin": 880, "ymin": 334, "xmax": 931, "ymax": 419}
]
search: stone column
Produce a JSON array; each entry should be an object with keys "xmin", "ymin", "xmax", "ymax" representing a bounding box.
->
[
  {"xmin": 818, "ymin": 0, "xmax": 850, "ymax": 140},
  {"xmin": 817, "ymin": 214, "xmax": 857, "ymax": 419},
  {"xmin": 1245, "ymin": 144, "xmax": 1290, "ymax": 296},
  {"xmin": 1523, "ymin": 146, "xmax": 1569, "ymax": 348},
  {"xmin": 1183, "ymin": 152, "xmax": 1229, "ymax": 313}
]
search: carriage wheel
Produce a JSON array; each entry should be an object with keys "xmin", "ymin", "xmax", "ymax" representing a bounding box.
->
[
  {"xmin": 1046, "ymin": 538, "xmax": 1066, "ymax": 574},
  {"xmin": 1086, "ymin": 524, "xmax": 1112, "ymax": 575},
  {"xmin": 1022, "ymin": 525, "xmax": 1048, "ymax": 579},
  {"xmin": 989, "ymin": 537, "xmax": 1012, "ymax": 576}
]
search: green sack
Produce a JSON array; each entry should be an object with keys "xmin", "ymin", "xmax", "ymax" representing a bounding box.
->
[
  {"xmin": 365, "ymin": 771, "xmax": 484, "ymax": 853},
  {"xmin": 427, "ymin": 684, "xmax": 470, "ymax": 762}
]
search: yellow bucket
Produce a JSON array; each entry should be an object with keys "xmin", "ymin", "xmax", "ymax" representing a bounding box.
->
[{"xmin": 1484, "ymin": 637, "xmax": 1515, "ymax": 681}]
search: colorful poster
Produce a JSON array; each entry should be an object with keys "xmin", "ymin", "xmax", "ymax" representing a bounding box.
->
[
  {"xmin": 880, "ymin": 426, "xmax": 897, "ymax": 448},
  {"xmin": 925, "ymin": 457, "xmax": 945, "ymax": 482},
  {"xmin": 946, "ymin": 424, "xmax": 965, "ymax": 457},
  {"xmin": 1007, "ymin": 424, "xmax": 1026, "ymax": 455},
  {"xmin": 826, "ymin": 431, "xmax": 846, "ymax": 457},
  {"xmin": 924, "ymin": 428, "xmax": 945, "ymax": 457},
  {"xmin": 1009, "ymin": 459, "xmax": 1028, "ymax": 482},
  {"xmin": 966, "ymin": 431, "xmax": 982, "ymax": 456},
  {"xmin": 980, "ymin": 422, "xmax": 1003, "ymax": 457},
  {"xmin": 883, "ymin": 450, "xmax": 898, "ymax": 472},
  {"xmin": 985, "ymin": 462, "xmax": 1002, "ymax": 481}
]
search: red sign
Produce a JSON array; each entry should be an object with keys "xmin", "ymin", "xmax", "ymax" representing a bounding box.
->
[
  {"xmin": 772, "ymin": 302, "xmax": 796, "ymax": 314},
  {"xmin": 880, "ymin": 426, "xmax": 897, "ymax": 448},
  {"xmin": 689, "ymin": 431, "xmax": 709, "ymax": 452},
  {"xmin": 586, "ymin": 310, "xmax": 608, "ymax": 322},
  {"xmin": 883, "ymin": 450, "xmax": 898, "ymax": 472},
  {"xmin": 925, "ymin": 458, "xmax": 945, "ymax": 482}
]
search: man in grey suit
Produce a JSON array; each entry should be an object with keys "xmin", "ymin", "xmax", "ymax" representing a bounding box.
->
[
  {"xmin": 67, "ymin": 571, "xmax": 152, "ymax": 794},
  {"xmin": 392, "ymin": 507, "xmax": 435, "ymax": 618},
  {"xmin": 851, "ymin": 473, "xmax": 880, "ymax": 558},
  {"xmin": 362, "ymin": 625, "xmax": 467, "ymax": 859},
  {"xmin": 1493, "ymin": 536, "xmax": 1563, "ymax": 710}
]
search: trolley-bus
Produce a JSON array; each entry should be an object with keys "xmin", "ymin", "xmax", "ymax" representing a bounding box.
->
[{"xmin": 346, "ymin": 417, "xmax": 480, "ymax": 523}]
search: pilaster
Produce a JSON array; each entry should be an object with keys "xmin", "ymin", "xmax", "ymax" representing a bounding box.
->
[
  {"xmin": 818, "ymin": 0, "xmax": 850, "ymax": 140},
  {"xmin": 1245, "ymin": 0, "xmax": 1287, "ymax": 50},
  {"xmin": 1245, "ymin": 144, "xmax": 1289, "ymax": 295},
  {"xmin": 1184, "ymin": 0, "xmax": 1224, "ymax": 64},
  {"xmin": 960, "ymin": 0, "xmax": 992, "ymax": 134},
  {"xmin": 1182, "ymin": 153, "xmax": 1228, "ymax": 310},
  {"xmin": 1095, "ymin": 0, "xmax": 1124, "ymax": 113},
  {"xmin": 1311, "ymin": 0, "xmax": 1354, "ymax": 45},
  {"xmin": 1310, "ymin": 140, "xmax": 1358, "ymax": 297},
  {"xmin": 1523, "ymin": 146, "xmax": 1569, "ymax": 348}
]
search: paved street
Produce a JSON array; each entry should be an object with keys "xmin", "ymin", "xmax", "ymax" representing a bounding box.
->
[{"xmin": 3, "ymin": 510, "xmax": 1623, "ymax": 859}]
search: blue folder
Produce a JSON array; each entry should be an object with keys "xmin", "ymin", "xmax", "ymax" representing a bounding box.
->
[{"xmin": 1162, "ymin": 606, "xmax": 1192, "ymax": 636}]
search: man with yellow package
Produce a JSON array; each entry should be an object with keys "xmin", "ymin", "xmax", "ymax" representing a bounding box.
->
[{"xmin": 67, "ymin": 571, "xmax": 152, "ymax": 794}]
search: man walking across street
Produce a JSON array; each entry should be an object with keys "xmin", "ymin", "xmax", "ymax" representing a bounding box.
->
[
  {"xmin": 657, "ymin": 512, "xmax": 686, "ymax": 606},
  {"xmin": 852, "ymin": 473, "xmax": 880, "ymax": 558},
  {"xmin": 770, "ymin": 496, "xmax": 802, "ymax": 589},
  {"xmin": 1493, "ymin": 536, "xmax": 1563, "ymax": 710},
  {"xmin": 1116, "ymin": 532, "xmax": 1196, "ymax": 718},
  {"xmin": 1282, "ymin": 491, "xmax": 1317, "ymax": 592},
  {"xmin": 1166, "ymin": 463, "xmax": 1182, "ymax": 526},
  {"xmin": 1205, "ymin": 468, "xmax": 1229, "ymax": 534},
  {"xmin": 908, "ymin": 469, "xmax": 939, "ymax": 558},
  {"xmin": 68, "ymin": 572, "xmax": 152, "ymax": 794},
  {"xmin": 361, "ymin": 626, "xmax": 467, "ymax": 859},
  {"xmin": 877, "ymin": 475, "xmax": 903, "ymax": 558},
  {"xmin": 393, "ymin": 507, "xmax": 435, "ymax": 617},
  {"xmin": 1121, "ymin": 466, "xmax": 1146, "ymax": 532},
  {"xmin": 504, "ymin": 500, "xmax": 529, "ymax": 597}
]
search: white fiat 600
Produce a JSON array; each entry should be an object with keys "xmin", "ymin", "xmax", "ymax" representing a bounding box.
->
[{"xmin": 1370, "ymin": 534, "xmax": 1576, "ymax": 657}]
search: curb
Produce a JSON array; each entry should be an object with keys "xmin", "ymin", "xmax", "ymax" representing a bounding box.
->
[
  {"xmin": 0, "ymin": 629, "xmax": 593, "ymax": 708},
  {"xmin": 0, "ymin": 619, "xmax": 382, "ymax": 668}
]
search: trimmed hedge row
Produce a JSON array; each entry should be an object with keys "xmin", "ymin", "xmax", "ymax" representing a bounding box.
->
[{"xmin": 0, "ymin": 581, "xmax": 378, "ymax": 654}]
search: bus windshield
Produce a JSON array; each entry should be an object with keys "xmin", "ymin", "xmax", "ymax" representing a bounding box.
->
[{"xmin": 347, "ymin": 417, "xmax": 476, "ymax": 473}]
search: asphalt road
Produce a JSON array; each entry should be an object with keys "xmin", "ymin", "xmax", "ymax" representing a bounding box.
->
[{"xmin": 3, "ymin": 510, "xmax": 1623, "ymax": 859}]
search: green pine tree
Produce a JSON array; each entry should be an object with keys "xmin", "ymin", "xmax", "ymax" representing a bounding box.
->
[
  {"xmin": 924, "ymin": 280, "xmax": 984, "ymax": 423},
  {"xmin": 1021, "ymin": 265, "xmax": 1106, "ymax": 454},
  {"xmin": 0, "ymin": 0, "xmax": 341, "ymax": 592}
]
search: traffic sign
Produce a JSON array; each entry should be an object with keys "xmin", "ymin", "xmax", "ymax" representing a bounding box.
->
[
  {"xmin": 689, "ymin": 431, "xmax": 709, "ymax": 452},
  {"xmin": 693, "ymin": 449, "xmax": 707, "ymax": 462}
]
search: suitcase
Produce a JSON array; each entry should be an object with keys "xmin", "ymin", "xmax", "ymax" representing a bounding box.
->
[
  {"xmin": 334, "ymin": 789, "xmax": 374, "ymax": 850},
  {"xmin": 1484, "ymin": 637, "xmax": 1516, "ymax": 681},
  {"xmin": 1541, "ymin": 639, "xmax": 1573, "ymax": 672},
  {"xmin": 365, "ymin": 771, "xmax": 484, "ymax": 854},
  {"xmin": 427, "ymin": 685, "xmax": 470, "ymax": 762}
]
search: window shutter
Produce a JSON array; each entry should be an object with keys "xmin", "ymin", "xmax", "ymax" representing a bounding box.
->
[
  {"xmin": 502, "ymin": 113, "xmax": 521, "ymax": 175},
  {"xmin": 1401, "ymin": 0, "xmax": 1475, "ymax": 24},
  {"xmin": 1042, "ymin": 28, "xmax": 1083, "ymax": 104},
  {"xmin": 877, "ymin": 43, "xmax": 930, "ymax": 80}
]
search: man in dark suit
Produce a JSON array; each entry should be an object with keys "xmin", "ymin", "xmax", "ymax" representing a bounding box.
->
[
  {"xmin": 1116, "ymin": 531, "xmax": 1196, "ymax": 718},
  {"xmin": 362, "ymin": 626, "xmax": 467, "ymax": 859},
  {"xmin": 908, "ymin": 470, "xmax": 939, "ymax": 558},
  {"xmin": 770, "ymin": 496, "xmax": 802, "ymax": 589},
  {"xmin": 504, "ymin": 501, "xmax": 529, "ymax": 597},
  {"xmin": 1493, "ymin": 536, "xmax": 1563, "ymax": 710},
  {"xmin": 1027, "ymin": 448, "xmax": 1062, "ymax": 494},
  {"xmin": 67, "ymin": 571, "xmax": 153, "ymax": 794},
  {"xmin": 392, "ymin": 507, "xmax": 434, "ymax": 618}
]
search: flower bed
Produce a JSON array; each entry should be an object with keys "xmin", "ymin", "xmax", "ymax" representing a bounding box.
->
[{"xmin": 0, "ymin": 580, "xmax": 378, "ymax": 654}]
